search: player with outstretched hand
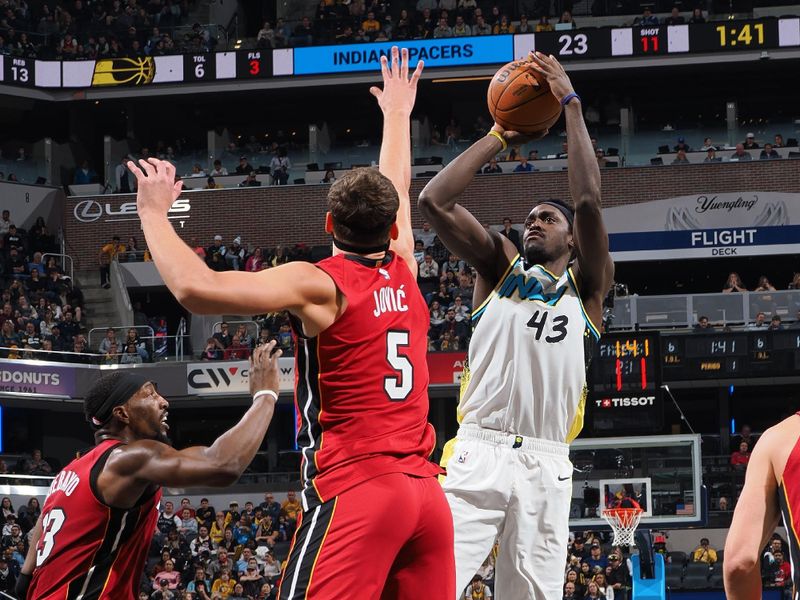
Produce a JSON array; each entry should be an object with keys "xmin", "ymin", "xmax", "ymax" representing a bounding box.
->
[
  {"xmin": 419, "ymin": 51, "xmax": 613, "ymax": 599},
  {"xmin": 724, "ymin": 413, "xmax": 800, "ymax": 600},
  {"xmin": 16, "ymin": 341, "xmax": 282, "ymax": 600},
  {"xmin": 131, "ymin": 47, "xmax": 454, "ymax": 599}
]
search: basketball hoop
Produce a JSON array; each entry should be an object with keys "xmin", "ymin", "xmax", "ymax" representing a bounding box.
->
[{"xmin": 602, "ymin": 507, "xmax": 643, "ymax": 547}]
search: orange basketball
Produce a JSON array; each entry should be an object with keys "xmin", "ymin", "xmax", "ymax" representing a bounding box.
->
[{"xmin": 487, "ymin": 59, "xmax": 562, "ymax": 133}]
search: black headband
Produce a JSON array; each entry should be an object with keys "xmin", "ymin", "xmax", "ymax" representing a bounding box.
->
[
  {"xmin": 539, "ymin": 201, "xmax": 574, "ymax": 226},
  {"xmin": 332, "ymin": 236, "xmax": 390, "ymax": 255},
  {"xmin": 88, "ymin": 373, "xmax": 149, "ymax": 429}
]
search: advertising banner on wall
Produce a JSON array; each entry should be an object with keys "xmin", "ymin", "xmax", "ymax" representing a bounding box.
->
[
  {"xmin": 427, "ymin": 352, "xmax": 467, "ymax": 386},
  {"xmin": 603, "ymin": 192, "xmax": 800, "ymax": 261},
  {"xmin": 0, "ymin": 362, "xmax": 76, "ymax": 396},
  {"xmin": 186, "ymin": 358, "xmax": 296, "ymax": 395},
  {"xmin": 186, "ymin": 352, "xmax": 468, "ymax": 396},
  {"xmin": 292, "ymin": 36, "xmax": 512, "ymax": 75}
]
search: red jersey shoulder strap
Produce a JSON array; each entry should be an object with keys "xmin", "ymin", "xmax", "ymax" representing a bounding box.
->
[{"xmin": 88, "ymin": 440, "xmax": 160, "ymax": 510}]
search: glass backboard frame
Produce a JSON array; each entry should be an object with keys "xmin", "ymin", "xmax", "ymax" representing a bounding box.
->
[{"xmin": 569, "ymin": 434, "xmax": 704, "ymax": 530}]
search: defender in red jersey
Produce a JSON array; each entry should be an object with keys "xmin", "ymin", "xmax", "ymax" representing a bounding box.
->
[
  {"xmin": 134, "ymin": 47, "xmax": 455, "ymax": 600},
  {"xmin": 725, "ymin": 413, "xmax": 800, "ymax": 600},
  {"xmin": 18, "ymin": 344, "xmax": 282, "ymax": 600}
]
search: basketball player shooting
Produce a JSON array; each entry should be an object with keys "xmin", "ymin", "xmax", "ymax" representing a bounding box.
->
[
  {"xmin": 419, "ymin": 51, "xmax": 614, "ymax": 599},
  {"xmin": 724, "ymin": 414, "xmax": 800, "ymax": 599},
  {"xmin": 131, "ymin": 47, "xmax": 455, "ymax": 599},
  {"xmin": 15, "ymin": 342, "xmax": 282, "ymax": 600}
]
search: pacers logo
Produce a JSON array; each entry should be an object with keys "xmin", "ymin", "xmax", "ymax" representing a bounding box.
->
[{"xmin": 92, "ymin": 57, "xmax": 156, "ymax": 87}]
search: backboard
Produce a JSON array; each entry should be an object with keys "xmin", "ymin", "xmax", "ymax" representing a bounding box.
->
[{"xmin": 568, "ymin": 434, "xmax": 704, "ymax": 530}]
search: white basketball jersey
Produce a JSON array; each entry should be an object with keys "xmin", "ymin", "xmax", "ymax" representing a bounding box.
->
[{"xmin": 458, "ymin": 256, "xmax": 600, "ymax": 443}]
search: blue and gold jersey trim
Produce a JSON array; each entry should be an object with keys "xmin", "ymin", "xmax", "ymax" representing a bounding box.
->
[
  {"xmin": 566, "ymin": 267, "xmax": 601, "ymax": 340},
  {"xmin": 470, "ymin": 254, "xmax": 521, "ymax": 324}
]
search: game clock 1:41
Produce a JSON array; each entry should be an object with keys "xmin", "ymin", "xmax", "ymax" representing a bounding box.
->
[{"xmin": 691, "ymin": 19, "xmax": 778, "ymax": 52}]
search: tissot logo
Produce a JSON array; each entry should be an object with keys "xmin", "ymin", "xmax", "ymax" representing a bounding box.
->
[
  {"xmin": 73, "ymin": 198, "xmax": 191, "ymax": 224},
  {"xmin": 596, "ymin": 396, "xmax": 656, "ymax": 408}
]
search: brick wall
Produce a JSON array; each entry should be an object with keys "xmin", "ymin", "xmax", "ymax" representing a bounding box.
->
[{"xmin": 64, "ymin": 160, "xmax": 800, "ymax": 270}]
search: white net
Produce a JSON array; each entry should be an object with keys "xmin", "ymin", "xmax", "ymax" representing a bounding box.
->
[{"xmin": 602, "ymin": 508, "xmax": 643, "ymax": 547}]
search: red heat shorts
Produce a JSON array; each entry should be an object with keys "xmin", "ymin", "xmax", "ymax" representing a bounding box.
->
[{"xmin": 278, "ymin": 472, "xmax": 455, "ymax": 599}]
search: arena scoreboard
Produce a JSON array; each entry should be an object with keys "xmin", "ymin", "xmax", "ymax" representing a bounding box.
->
[
  {"xmin": 661, "ymin": 330, "xmax": 800, "ymax": 379},
  {"xmin": 1, "ymin": 17, "xmax": 798, "ymax": 90},
  {"xmin": 514, "ymin": 18, "xmax": 797, "ymax": 59},
  {"xmin": 588, "ymin": 332, "xmax": 664, "ymax": 433}
]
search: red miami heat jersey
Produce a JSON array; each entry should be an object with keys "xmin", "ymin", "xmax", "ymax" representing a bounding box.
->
[
  {"xmin": 779, "ymin": 416, "xmax": 800, "ymax": 600},
  {"xmin": 292, "ymin": 251, "xmax": 441, "ymax": 510},
  {"xmin": 28, "ymin": 439, "xmax": 161, "ymax": 600}
]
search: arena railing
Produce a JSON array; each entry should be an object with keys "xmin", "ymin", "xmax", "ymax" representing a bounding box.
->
[
  {"xmin": 110, "ymin": 259, "xmax": 134, "ymax": 327},
  {"xmin": 42, "ymin": 253, "xmax": 74, "ymax": 282},
  {"xmin": 0, "ymin": 473, "xmax": 54, "ymax": 497},
  {"xmin": 87, "ymin": 325, "xmax": 155, "ymax": 356},
  {"xmin": 607, "ymin": 289, "xmax": 800, "ymax": 330},
  {"xmin": 210, "ymin": 320, "xmax": 261, "ymax": 342}
]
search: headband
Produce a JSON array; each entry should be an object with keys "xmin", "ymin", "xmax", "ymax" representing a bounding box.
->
[
  {"xmin": 88, "ymin": 373, "xmax": 149, "ymax": 429},
  {"xmin": 539, "ymin": 201, "xmax": 574, "ymax": 226}
]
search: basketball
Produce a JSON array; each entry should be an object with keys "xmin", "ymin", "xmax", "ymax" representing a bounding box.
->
[{"xmin": 487, "ymin": 59, "xmax": 562, "ymax": 133}]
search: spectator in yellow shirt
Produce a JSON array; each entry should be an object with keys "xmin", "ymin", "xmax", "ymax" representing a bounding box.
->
[
  {"xmin": 362, "ymin": 11, "xmax": 381, "ymax": 37},
  {"xmin": 535, "ymin": 15, "xmax": 553, "ymax": 32},
  {"xmin": 210, "ymin": 511, "xmax": 228, "ymax": 545},
  {"xmin": 692, "ymin": 538, "xmax": 718, "ymax": 564},
  {"xmin": 281, "ymin": 490, "xmax": 302, "ymax": 524},
  {"xmin": 99, "ymin": 235, "xmax": 126, "ymax": 289},
  {"xmin": 212, "ymin": 570, "xmax": 237, "ymax": 599}
]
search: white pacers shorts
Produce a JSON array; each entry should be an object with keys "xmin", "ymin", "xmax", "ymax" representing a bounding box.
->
[{"xmin": 442, "ymin": 425, "xmax": 573, "ymax": 600}]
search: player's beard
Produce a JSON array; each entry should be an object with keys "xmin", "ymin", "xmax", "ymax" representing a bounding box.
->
[
  {"xmin": 524, "ymin": 244, "xmax": 552, "ymax": 267},
  {"xmin": 156, "ymin": 428, "xmax": 173, "ymax": 446}
]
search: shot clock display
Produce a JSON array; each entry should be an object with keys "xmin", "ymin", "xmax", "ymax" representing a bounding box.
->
[
  {"xmin": 591, "ymin": 333, "xmax": 661, "ymax": 393},
  {"xmin": 588, "ymin": 332, "xmax": 663, "ymax": 433}
]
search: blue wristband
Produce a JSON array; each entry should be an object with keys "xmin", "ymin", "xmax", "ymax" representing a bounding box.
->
[{"xmin": 561, "ymin": 92, "xmax": 580, "ymax": 106}]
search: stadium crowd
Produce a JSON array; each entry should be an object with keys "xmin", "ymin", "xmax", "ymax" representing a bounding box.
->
[
  {"xmin": 0, "ymin": 0, "xmax": 765, "ymax": 60},
  {"xmin": 0, "ymin": 0, "xmax": 201, "ymax": 60},
  {"xmin": 0, "ymin": 209, "xmax": 88, "ymax": 360},
  {"xmin": 0, "ymin": 486, "xmax": 301, "ymax": 599},
  {"xmin": 189, "ymin": 221, "xmax": 489, "ymax": 359}
]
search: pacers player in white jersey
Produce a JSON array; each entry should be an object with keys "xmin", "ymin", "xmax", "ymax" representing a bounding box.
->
[{"xmin": 418, "ymin": 52, "xmax": 614, "ymax": 599}]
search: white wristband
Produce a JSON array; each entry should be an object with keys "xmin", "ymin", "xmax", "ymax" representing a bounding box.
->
[{"xmin": 253, "ymin": 389, "xmax": 278, "ymax": 402}]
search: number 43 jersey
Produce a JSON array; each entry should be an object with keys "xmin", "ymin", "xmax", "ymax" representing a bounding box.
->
[
  {"xmin": 28, "ymin": 440, "xmax": 161, "ymax": 600},
  {"xmin": 291, "ymin": 251, "xmax": 442, "ymax": 512},
  {"xmin": 460, "ymin": 256, "xmax": 600, "ymax": 444}
]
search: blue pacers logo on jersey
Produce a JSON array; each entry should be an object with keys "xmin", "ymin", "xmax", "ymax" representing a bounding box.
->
[{"xmin": 497, "ymin": 273, "xmax": 565, "ymax": 305}]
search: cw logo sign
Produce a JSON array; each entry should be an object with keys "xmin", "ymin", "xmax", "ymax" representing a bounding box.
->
[
  {"xmin": 188, "ymin": 365, "xmax": 249, "ymax": 389},
  {"xmin": 186, "ymin": 359, "xmax": 296, "ymax": 396},
  {"xmin": 186, "ymin": 362, "xmax": 249, "ymax": 395}
]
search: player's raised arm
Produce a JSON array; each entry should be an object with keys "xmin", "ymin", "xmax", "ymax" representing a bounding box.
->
[
  {"xmin": 132, "ymin": 159, "xmax": 338, "ymax": 332},
  {"xmin": 103, "ymin": 343, "xmax": 282, "ymax": 492},
  {"xmin": 529, "ymin": 51, "xmax": 614, "ymax": 315},
  {"xmin": 370, "ymin": 46, "xmax": 423, "ymax": 274},
  {"xmin": 723, "ymin": 427, "xmax": 781, "ymax": 600},
  {"xmin": 418, "ymin": 128, "xmax": 532, "ymax": 283}
]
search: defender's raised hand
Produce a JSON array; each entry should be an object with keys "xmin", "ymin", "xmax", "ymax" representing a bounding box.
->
[
  {"xmin": 528, "ymin": 51, "xmax": 576, "ymax": 104},
  {"xmin": 249, "ymin": 340, "xmax": 282, "ymax": 399},
  {"xmin": 369, "ymin": 46, "xmax": 423, "ymax": 115},
  {"xmin": 128, "ymin": 158, "xmax": 184, "ymax": 218}
]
